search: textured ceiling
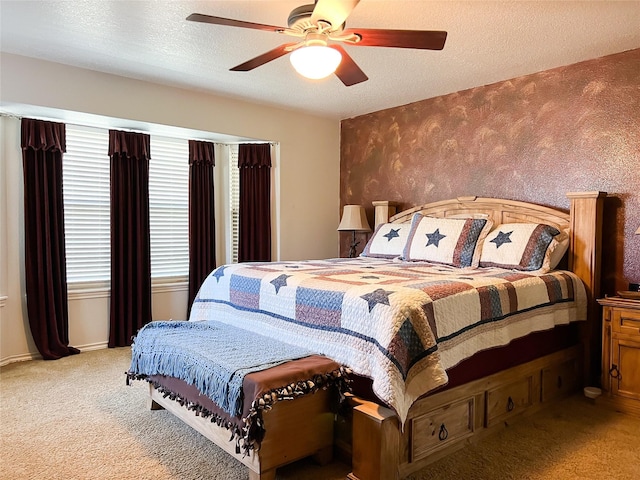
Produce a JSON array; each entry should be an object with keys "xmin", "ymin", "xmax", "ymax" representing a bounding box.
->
[{"xmin": 1, "ymin": 1, "xmax": 639, "ymax": 120}]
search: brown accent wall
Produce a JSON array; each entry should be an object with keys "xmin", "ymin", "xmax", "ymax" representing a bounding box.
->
[{"xmin": 340, "ymin": 49, "xmax": 640, "ymax": 294}]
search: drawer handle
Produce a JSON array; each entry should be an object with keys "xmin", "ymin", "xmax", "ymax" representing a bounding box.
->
[
  {"xmin": 609, "ymin": 364, "xmax": 621, "ymax": 380},
  {"xmin": 507, "ymin": 396, "xmax": 515, "ymax": 412},
  {"xmin": 557, "ymin": 376, "xmax": 563, "ymax": 389},
  {"xmin": 438, "ymin": 423, "xmax": 448, "ymax": 441}
]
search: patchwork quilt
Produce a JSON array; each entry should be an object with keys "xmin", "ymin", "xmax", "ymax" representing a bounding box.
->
[{"xmin": 190, "ymin": 257, "xmax": 587, "ymax": 424}]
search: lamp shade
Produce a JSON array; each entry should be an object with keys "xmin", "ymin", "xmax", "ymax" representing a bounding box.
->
[
  {"xmin": 338, "ymin": 205, "xmax": 372, "ymax": 232},
  {"xmin": 636, "ymin": 225, "xmax": 640, "ymax": 234},
  {"xmin": 290, "ymin": 45, "xmax": 342, "ymax": 80}
]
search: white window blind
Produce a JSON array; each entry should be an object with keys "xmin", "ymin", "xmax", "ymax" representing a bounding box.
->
[
  {"xmin": 64, "ymin": 126, "xmax": 190, "ymax": 286},
  {"xmin": 229, "ymin": 145, "xmax": 240, "ymax": 263},
  {"xmin": 149, "ymin": 136, "xmax": 189, "ymax": 280},
  {"xmin": 63, "ymin": 125, "xmax": 111, "ymax": 285}
]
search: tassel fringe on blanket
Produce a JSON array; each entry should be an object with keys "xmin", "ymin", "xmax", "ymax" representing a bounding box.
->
[{"xmin": 126, "ymin": 366, "xmax": 351, "ymax": 455}]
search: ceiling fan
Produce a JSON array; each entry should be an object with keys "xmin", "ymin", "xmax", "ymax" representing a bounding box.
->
[{"xmin": 186, "ymin": 0, "xmax": 447, "ymax": 86}]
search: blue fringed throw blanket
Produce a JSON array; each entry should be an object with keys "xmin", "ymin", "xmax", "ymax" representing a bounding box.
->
[{"xmin": 128, "ymin": 320, "xmax": 314, "ymax": 417}]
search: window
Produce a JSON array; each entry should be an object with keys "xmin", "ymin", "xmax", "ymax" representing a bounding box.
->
[
  {"xmin": 229, "ymin": 144, "xmax": 240, "ymax": 264},
  {"xmin": 149, "ymin": 136, "xmax": 189, "ymax": 280},
  {"xmin": 63, "ymin": 125, "xmax": 190, "ymax": 286},
  {"xmin": 63, "ymin": 125, "xmax": 111, "ymax": 285}
]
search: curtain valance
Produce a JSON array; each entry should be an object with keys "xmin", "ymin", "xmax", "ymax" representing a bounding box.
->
[
  {"xmin": 21, "ymin": 118, "xmax": 66, "ymax": 152},
  {"xmin": 109, "ymin": 130, "xmax": 150, "ymax": 159},
  {"xmin": 189, "ymin": 140, "xmax": 215, "ymax": 166},
  {"xmin": 238, "ymin": 144, "xmax": 271, "ymax": 168}
]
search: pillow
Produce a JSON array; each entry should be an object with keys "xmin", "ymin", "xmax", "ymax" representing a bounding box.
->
[
  {"xmin": 547, "ymin": 229, "xmax": 570, "ymax": 270},
  {"xmin": 361, "ymin": 222, "xmax": 411, "ymax": 259},
  {"xmin": 479, "ymin": 223, "xmax": 566, "ymax": 272},
  {"xmin": 402, "ymin": 213, "xmax": 493, "ymax": 267}
]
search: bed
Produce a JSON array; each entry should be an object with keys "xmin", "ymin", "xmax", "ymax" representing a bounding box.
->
[{"xmin": 128, "ymin": 192, "xmax": 605, "ymax": 480}]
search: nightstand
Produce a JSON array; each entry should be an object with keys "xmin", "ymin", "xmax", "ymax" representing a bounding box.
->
[{"xmin": 597, "ymin": 296, "xmax": 640, "ymax": 416}]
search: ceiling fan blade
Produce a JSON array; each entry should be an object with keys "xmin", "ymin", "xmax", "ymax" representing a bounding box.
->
[
  {"xmin": 331, "ymin": 45, "xmax": 368, "ymax": 87},
  {"xmin": 343, "ymin": 28, "xmax": 447, "ymax": 50},
  {"xmin": 311, "ymin": 0, "xmax": 360, "ymax": 29},
  {"xmin": 186, "ymin": 13, "xmax": 284, "ymax": 33},
  {"xmin": 230, "ymin": 43, "xmax": 299, "ymax": 71}
]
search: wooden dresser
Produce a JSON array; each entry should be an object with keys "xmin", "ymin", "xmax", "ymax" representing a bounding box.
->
[{"xmin": 598, "ymin": 296, "xmax": 640, "ymax": 416}]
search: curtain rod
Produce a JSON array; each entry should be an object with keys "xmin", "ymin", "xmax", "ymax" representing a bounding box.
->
[
  {"xmin": 215, "ymin": 142, "xmax": 279, "ymax": 146},
  {"xmin": 1, "ymin": 113, "xmax": 278, "ymax": 146}
]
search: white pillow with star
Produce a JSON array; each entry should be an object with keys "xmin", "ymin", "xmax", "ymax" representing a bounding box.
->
[
  {"xmin": 479, "ymin": 223, "xmax": 567, "ymax": 272},
  {"xmin": 361, "ymin": 222, "xmax": 411, "ymax": 259},
  {"xmin": 402, "ymin": 213, "xmax": 493, "ymax": 267}
]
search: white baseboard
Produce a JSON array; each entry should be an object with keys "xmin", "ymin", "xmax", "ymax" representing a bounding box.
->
[
  {"xmin": 76, "ymin": 341, "xmax": 110, "ymax": 352},
  {"xmin": 0, "ymin": 341, "xmax": 116, "ymax": 367},
  {"xmin": 0, "ymin": 351, "xmax": 40, "ymax": 367}
]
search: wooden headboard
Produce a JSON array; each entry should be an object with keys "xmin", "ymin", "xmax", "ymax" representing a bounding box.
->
[
  {"xmin": 375, "ymin": 192, "xmax": 607, "ymax": 383},
  {"xmin": 389, "ymin": 196, "xmax": 570, "ymax": 231}
]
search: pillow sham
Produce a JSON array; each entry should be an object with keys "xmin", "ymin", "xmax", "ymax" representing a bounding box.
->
[
  {"xmin": 361, "ymin": 222, "xmax": 411, "ymax": 259},
  {"xmin": 479, "ymin": 223, "xmax": 566, "ymax": 272},
  {"xmin": 402, "ymin": 213, "xmax": 493, "ymax": 267},
  {"xmin": 547, "ymin": 229, "xmax": 570, "ymax": 270}
]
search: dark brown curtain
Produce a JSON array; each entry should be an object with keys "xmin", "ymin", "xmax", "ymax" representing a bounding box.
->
[
  {"xmin": 21, "ymin": 118, "xmax": 79, "ymax": 360},
  {"xmin": 108, "ymin": 130, "xmax": 151, "ymax": 347},
  {"xmin": 238, "ymin": 143, "xmax": 271, "ymax": 262},
  {"xmin": 187, "ymin": 140, "xmax": 216, "ymax": 312}
]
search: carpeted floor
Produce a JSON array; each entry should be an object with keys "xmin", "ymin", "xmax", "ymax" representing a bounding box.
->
[{"xmin": 1, "ymin": 347, "xmax": 639, "ymax": 480}]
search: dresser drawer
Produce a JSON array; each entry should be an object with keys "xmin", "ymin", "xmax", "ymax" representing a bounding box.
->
[
  {"xmin": 411, "ymin": 397, "xmax": 475, "ymax": 462},
  {"xmin": 485, "ymin": 375, "xmax": 534, "ymax": 427},
  {"xmin": 611, "ymin": 308, "xmax": 640, "ymax": 336},
  {"xmin": 542, "ymin": 358, "xmax": 579, "ymax": 402}
]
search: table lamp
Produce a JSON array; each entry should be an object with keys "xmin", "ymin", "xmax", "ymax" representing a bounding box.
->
[{"xmin": 338, "ymin": 205, "xmax": 372, "ymax": 258}]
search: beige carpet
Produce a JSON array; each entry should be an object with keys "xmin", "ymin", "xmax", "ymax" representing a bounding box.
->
[{"xmin": 1, "ymin": 347, "xmax": 639, "ymax": 480}]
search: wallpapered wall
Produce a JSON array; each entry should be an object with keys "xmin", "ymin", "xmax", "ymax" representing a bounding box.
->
[{"xmin": 340, "ymin": 48, "xmax": 640, "ymax": 294}]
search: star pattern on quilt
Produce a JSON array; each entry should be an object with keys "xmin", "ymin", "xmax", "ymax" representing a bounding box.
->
[
  {"xmin": 491, "ymin": 231, "xmax": 513, "ymax": 248},
  {"xmin": 361, "ymin": 288, "xmax": 394, "ymax": 312},
  {"xmin": 425, "ymin": 228, "xmax": 446, "ymax": 247},
  {"xmin": 388, "ymin": 318, "xmax": 425, "ymax": 377},
  {"xmin": 212, "ymin": 266, "xmax": 227, "ymax": 282},
  {"xmin": 270, "ymin": 274, "xmax": 291, "ymax": 294},
  {"xmin": 383, "ymin": 228, "xmax": 401, "ymax": 241}
]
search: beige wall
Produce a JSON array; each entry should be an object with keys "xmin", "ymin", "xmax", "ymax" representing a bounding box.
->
[{"xmin": 0, "ymin": 53, "xmax": 340, "ymax": 364}]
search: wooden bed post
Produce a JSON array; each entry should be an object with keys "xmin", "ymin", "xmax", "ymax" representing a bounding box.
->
[
  {"xmin": 372, "ymin": 201, "xmax": 397, "ymax": 228},
  {"xmin": 566, "ymin": 191, "xmax": 606, "ymax": 386},
  {"xmin": 348, "ymin": 399, "xmax": 401, "ymax": 480}
]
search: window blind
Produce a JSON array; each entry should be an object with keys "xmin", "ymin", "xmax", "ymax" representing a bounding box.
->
[
  {"xmin": 229, "ymin": 145, "xmax": 240, "ymax": 264},
  {"xmin": 64, "ymin": 125, "xmax": 190, "ymax": 285},
  {"xmin": 149, "ymin": 135, "xmax": 189, "ymax": 280},
  {"xmin": 63, "ymin": 125, "xmax": 111, "ymax": 285}
]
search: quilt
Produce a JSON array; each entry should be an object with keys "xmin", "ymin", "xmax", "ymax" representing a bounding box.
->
[{"xmin": 190, "ymin": 257, "xmax": 587, "ymax": 424}]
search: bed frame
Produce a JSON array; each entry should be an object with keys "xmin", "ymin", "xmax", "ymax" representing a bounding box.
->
[
  {"xmin": 145, "ymin": 192, "xmax": 605, "ymax": 480},
  {"xmin": 345, "ymin": 192, "xmax": 606, "ymax": 480}
]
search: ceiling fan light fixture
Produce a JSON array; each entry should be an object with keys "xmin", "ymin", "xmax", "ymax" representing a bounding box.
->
[{"xmin": 289, "ymin": 45, "xmax": 342, "ymax": 80}]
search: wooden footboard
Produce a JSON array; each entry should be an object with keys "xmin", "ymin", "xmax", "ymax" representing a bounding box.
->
[
  {"xmin": 148, "ymin": 385, "xmax": 334, "ymax": 480},
  {"xmin": 345, "ymin": 345, "xmax": 582, "ymax": 480}
]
